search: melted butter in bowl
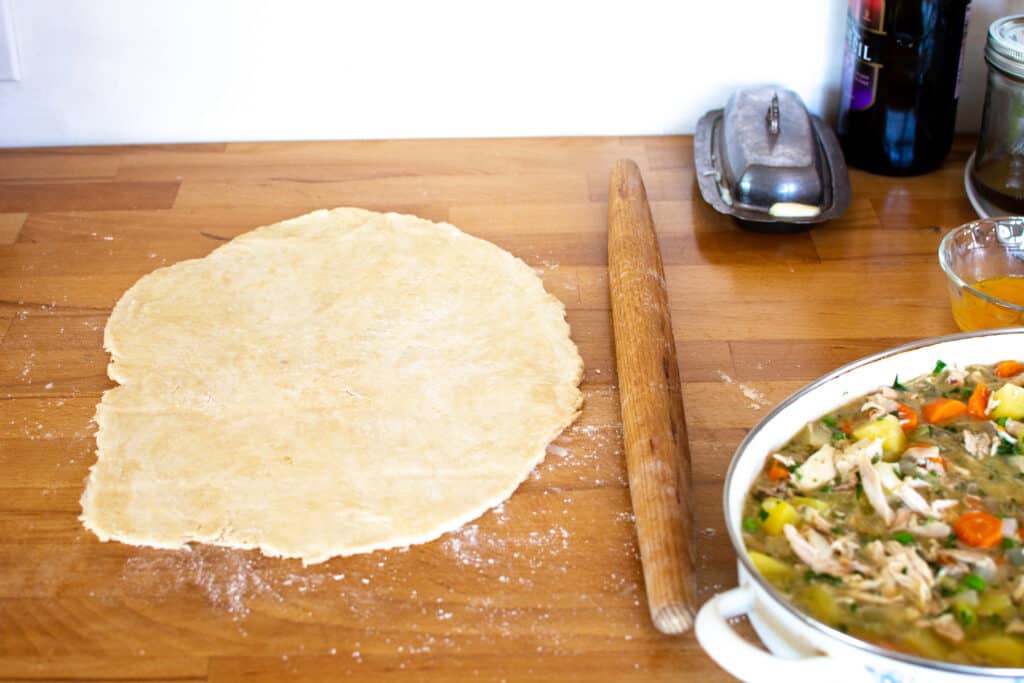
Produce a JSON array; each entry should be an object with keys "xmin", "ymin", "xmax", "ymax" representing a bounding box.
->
[{"xmin": 939, "ymin": 218, "xmax": 1024, "ymax": 331}]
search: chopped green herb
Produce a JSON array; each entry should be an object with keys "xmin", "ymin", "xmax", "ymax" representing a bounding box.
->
[
  {"xmin": 804, "ymin": 570, "xmax": 843, "ymax": 585},
  {"xmin": 892, "ymin": 531, "xmax": 915, "ymax": 545},
  {"xmin": 1002, "ymin": 537, "xmax": 1016, "ymax": 550},
  {"xmin": 955, "ymin": 604, "xmax": 976, "ymax": 627},
  {"xmin": 962, "ymin": 574, "xmax": 987, "ymax": 592},
  {"xmin": 822, "ymin": 416, "xmax": 838, "ymax": 428},
  {"xmin": 831, "ymin": 526, "xmax": 845, "ymax": 535},
  {"xmin": 933, "ymin": 360, "xmax": 947, "ymax": 374},
  {"xmin": 945, "ymin": 533, "xmax": 959, "ymax": 548},
  {"xmin": 892, "ymin": 375, "xmax": 907, "ymax": 391},
  {"xmin": 742, "ymin": 517, "xmax": 760, "ymax": 533},
  {"xmin": 820, "ymin": 484, "xmax": 832, "ymax": 493},
  {"xmin": 998, "ymin": 440, "xmax": 1017, "ymax": 456},
  {"xmin": 997, "ymin": 417, "xmax": 1009, "ymax": 427},
  {"xmin": 758, "ymin": 509, "xmax": 769, "ymax": 521}
]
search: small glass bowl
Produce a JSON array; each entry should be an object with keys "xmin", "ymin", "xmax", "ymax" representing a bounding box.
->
[{"xmin": 938, "ymin": 217, "xmax": 1024, "ymax": 331}]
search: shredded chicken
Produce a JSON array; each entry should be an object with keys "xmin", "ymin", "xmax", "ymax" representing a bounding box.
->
[
  {"xmin": 928, "ymin": 613, "xmax": 965, "ymax": 642},
  {"xmin": 801, "ymin": 506, "xmax": 834, "ymax": 535},
  {"xmin": 948, "ymin": 462, "xmax": 973, "ymax": 479},
  {"xmin": 830, "ymin": 534, "xmax": 874, "ymax": 575},
  {"xmin": 881, "ymin": 541, "xmax": 936, "ymax": 609},
  {"xmin": 963, "ymin": 430, "xmax": 996, "ymax": 459},
  {"xmin": 1013, "ymin": 575, "xmax": 1024, "ymax": 604},
  {"xmin": 771, "ymin": 453, "xmax": 796, "ymax": 467},
  {"xmin": 834, "ymin": 438, "xmax": 880, "ymax": 484},
  {"xmin": 1008, "ymin": 619, "xmax": 1024, "ymax": 635},
  {"xmin": 864, "ymin": 539, "xmax": 886, "ymax": 564},
  {"xmin": 793, "ymin": 444, "xmax": 836, "ymax": 492},
  {"xmin": 891, "ymin": 507, "xmax": 913, "ymax": 530},
  {"xmin": 1007, "ymin": 419, "xmax": 1024, "ymax": 439},
  {"xmin": 931, "ymin": 499, "xmax": 960, "ymax": 513},
  {"xmin": 894, "ymin": 481, "xmax": 935, "ymax": 517},
  {"xmin": 902, "ymin": 445, "xmax": 945, "ymax": 475},
  {"xmin": 861, "ymin": 390, "xmax": 901, "ymax": 419},
  {"xmin": 907, "ymin": 519, "xmax": 952, "ymax": 538},
  {"xmin": 857, "ymin": 449, "xmax": 894, "ymax": 525},
  {"xmin": 844, "ymin": 590, "xmax": 901, "ymax": 605},
  {"xmin": 945, "ymin": 365, "xmax": 967, "ymax": 386},
  {"xmin": 936, "ymin": 548, "xmax": 998, "ymax": 580},
  {"xmin": 783, "ymin": 524, "xmax": 848, "ymax": 576}
]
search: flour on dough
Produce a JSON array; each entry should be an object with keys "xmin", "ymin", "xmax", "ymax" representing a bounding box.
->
[{"xmin": 80, "ymin": 208, "xmax": 583, "ymax": 564}]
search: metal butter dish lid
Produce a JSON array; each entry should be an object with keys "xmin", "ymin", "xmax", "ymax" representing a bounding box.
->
[{"xmin": 695, "ymin": 86, "xmax": 850, "ymax": 231}]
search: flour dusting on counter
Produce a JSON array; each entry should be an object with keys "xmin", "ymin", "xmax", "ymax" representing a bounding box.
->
[{"xmin": 715, "ymin": 370, "xmax": 768, "ymax": 408}]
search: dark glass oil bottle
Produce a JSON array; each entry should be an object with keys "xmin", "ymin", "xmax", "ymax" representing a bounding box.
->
[{"xmin": 837, "ymin": 0, "xmax": 971, "ymax": 176}]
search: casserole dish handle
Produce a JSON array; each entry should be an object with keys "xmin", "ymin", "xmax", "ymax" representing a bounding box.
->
[{"xmin": 696, "ymin": 586, "xmax": 836, "ymax": 681}]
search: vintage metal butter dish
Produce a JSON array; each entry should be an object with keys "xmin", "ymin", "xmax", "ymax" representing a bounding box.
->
[{"xmin": 695, "ymin": 86, "xmax": 850, "ymax": 231}]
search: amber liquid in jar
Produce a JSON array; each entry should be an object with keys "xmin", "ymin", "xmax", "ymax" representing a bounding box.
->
[
  {"xmin": 951, "ymin": 274, "xmax": 1024, "ymax": 330},
  {"xmin": 972, "ymin": 156, "xmax": 1024, "ymax": 214},
  {"xmin": 971, "ymin": 15, "xmax": 1024, "ymax": 212}
]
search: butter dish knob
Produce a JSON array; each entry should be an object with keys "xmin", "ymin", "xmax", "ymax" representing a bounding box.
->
[{"xmin": 766, "ymin": 92, "xmax": 780, "ymax": 136}]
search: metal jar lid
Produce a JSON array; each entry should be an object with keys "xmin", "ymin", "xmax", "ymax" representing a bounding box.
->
[{"xmin": 986, "ymin": 14, "xmax": 1024, "ymax": 79}]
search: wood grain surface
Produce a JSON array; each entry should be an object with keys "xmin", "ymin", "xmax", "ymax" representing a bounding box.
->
[{"xmin": 0, "ymin": 136, "xmax": 974, "ymax": 682}]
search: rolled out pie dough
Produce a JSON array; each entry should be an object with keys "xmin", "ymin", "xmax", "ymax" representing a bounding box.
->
[{"xmin": 80, "ymin": 208, "xmax": 583, "ymax": 563}]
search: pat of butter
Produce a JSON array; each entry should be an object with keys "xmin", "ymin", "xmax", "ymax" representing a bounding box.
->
[{"xmin": 769, "ymin": 202, "xmax": 821, "ymax": 219}]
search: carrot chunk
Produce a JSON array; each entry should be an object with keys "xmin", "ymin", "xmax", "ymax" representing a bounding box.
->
[
  {"xmin": 995, "ymin": 360, "xmax": 1024, "ymax": 378},
  {"xmin": 766, "ymin": 462, "xmax": 790, "ymax": 481},
  {"xmin": 954, "ymin": 510, "xmax": 1003, "ymax": 548},
  {"xmin": 895, "ymin": 402, "xmax": 919, "ymax": 431},
  {"xmin": 923, "ymin": 398, "xmax": 968, "ymax": 424},
  {"xmin": 968, "ymin": 383, "xmax": 991, "ymax": 420}
]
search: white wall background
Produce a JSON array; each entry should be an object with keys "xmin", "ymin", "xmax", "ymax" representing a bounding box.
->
[{"xmin": 0, "ymin": 0, "xmax": 1019, "ymax": 148}]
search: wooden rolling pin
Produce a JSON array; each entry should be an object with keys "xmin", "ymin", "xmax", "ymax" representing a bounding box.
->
[{"xmin": 607, "ymin": 159, "xmax": 696, "ymax": 635}]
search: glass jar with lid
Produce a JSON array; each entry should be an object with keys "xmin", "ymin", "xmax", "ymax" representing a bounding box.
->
[{"xmin": 971, "ymin": 14, "xmax": 1024, "ymax": 213}]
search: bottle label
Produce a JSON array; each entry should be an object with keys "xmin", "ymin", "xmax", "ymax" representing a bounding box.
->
[{"xmin": 843, "ymin": 0, "xmax": 885, "ymax": 112}]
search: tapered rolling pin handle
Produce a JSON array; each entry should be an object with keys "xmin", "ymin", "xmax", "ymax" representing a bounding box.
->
[{"xmin": 607, "ymin": 159, "xmax": 696, "ymax": 635}]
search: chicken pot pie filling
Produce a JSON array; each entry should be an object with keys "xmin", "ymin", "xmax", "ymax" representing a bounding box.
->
[{"xmin": 742, "ymin": 359, "xmax": 1024, "ymax": 667}]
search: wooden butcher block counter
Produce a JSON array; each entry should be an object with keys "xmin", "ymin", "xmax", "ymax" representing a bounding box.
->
[{"xmin": 0, "ymin": 136, "xmax": 977, "ymax": 682}]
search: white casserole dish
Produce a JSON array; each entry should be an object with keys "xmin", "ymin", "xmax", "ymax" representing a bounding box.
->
[{"xmin": 695, "ymin": 328, "xmax": 1024, "ymax": 682}]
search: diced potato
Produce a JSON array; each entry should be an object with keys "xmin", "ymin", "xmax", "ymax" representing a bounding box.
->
[
  {"xmin": 977, "ymin": 590, "xmax": 1013, "ymax": 617},
  {"xmin": 747, "ymin": 550, "xmax": 794, "ymax": 582},
  {"xmin": 969, "ymin": 634, "xmax": 1024, "ymax": 667},
  {"xmin": 790, "ymin": 496, "xmax": 829, "ymax": 512},
  {"xmin": 992, "ymin": 383, "xmax": 1024, "ymax": 420},
  {"xmin": 901, "ymin": 630, "xmax": 949, "ymax": 661},
  {"xmin": 852, "ymin": 414, "xmax": 907, "ymax": 460},
  {"xmin": 801, "ymin": 584, "xmax": 842, "ymax": 624},
  {"xmin": 760, "ymin": 498, "xmax": 799, "ymax": 536}
]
